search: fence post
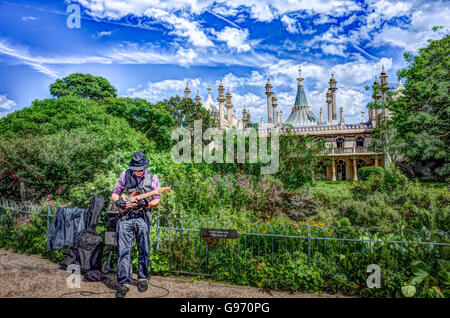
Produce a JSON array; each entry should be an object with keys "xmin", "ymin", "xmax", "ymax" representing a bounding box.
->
[
  {"xmin": 307, "ymin": 226, "xmax": 311, "ymax": 268},
  {"xmin": 47, "ymin": 204, "xmax": 51, "ymax": 233},
  {"xmin": 155, "ymin": 216, "xmax": 160, "ymax": 251}
]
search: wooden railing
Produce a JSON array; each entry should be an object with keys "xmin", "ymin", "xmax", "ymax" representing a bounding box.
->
[{"xmin": 321, "ymin": 146, "xmax": 377, "ymax": 155}]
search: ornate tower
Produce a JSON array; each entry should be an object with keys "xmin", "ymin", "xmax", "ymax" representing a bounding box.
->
[
  {"xmin": 339, "ymin": 106, "xmax": 344, "ymax": 125},
  {"xmin": 328, "ymin": 74, "xmax": 337, "ymax": 124},
  {"xmin": 242, "ymin": 106, "xmax": 248, "ymax": 127},
  {"xmin": 226, "ymin": 87, "xmax": 233, "ymax": 127},
  {"xmin": 285, "ymin": 66, "xmax": 319, "ymax": 127},
  {"xmin": 184, "ymin": 82, "xmax": 191, "ymax": 99},
  {"xmin": 272, "ymin": 94, "xmax": 278, "ymax": 126},
  {"xmin": 371, "ymin": 76, "xmax": 382, "ymax": 127},
  {"xmin": 319, "ymin": 107, "xmax": 323, "ymax": 124},
  {"xmin": 195, "ymin": 90, "xmax": 201, "ymax": 104},
  {"xmin": 217, "ymin": 80, "xmax": 225, "ymax": 130},
  {"xmin": 265, "ymin": 78, "xmax": 273, "ymax": 124},
  {"xmin": 393, "ymin": 79, "xmax": 404, "ymax": 98},
  {"xmin": 326, "ymin": 89, "xmax": 333, "ymax": 124},
  {"xmin": 380, "ymin": 65, "xmax": 389, "ymax": 105}
]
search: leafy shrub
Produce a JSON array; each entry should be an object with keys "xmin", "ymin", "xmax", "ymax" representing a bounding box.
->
[
  {"xmin": 325, "ymin": 273, "xmax": 359, "ymax": 295},
  {"xmin": 358, "ymin": 166, "xmax": 384, "ymax": 181},
  {"xmin": 0, "ymin": 97, "xmax": 155, "ymax": 202}
]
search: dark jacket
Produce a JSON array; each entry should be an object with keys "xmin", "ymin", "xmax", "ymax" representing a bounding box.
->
[{"xmin": 47, "ymin": 207, "xmax": 87, "ymax": 250}]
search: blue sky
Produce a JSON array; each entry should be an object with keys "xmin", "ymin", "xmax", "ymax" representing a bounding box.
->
[{"xmin": 0, "ymin": 0, "xmax": 448, "ymax": 124}]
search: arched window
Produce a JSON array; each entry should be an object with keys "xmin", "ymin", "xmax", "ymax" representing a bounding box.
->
[
  {"xmin": 356, "ymin": 137, "xmax": 365, "ymax": 147},
  {"xmin": 357, "ymin": 159, "xmax": 367, "ymax": 170},
  {"xmin": 337, "ymin": 159, "xmax": 347, "ymax": 181},
  {"xmin": 336, "ymin": 138, "xmax": 344, "ymax": 148}
]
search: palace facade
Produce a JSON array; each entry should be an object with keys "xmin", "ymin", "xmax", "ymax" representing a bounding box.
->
[{"xmin": 184, "ymin": 66, "xmax": 404, "ymax": 181}]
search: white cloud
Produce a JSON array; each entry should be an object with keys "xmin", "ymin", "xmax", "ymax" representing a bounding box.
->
[
  {"xmin": 308, "ymin": 87, "xmax": 370, "ymax": 123},
  {"xmin": 329, "ymin": 57, "xmax": 393, "ymax": 88},
  {"xmin": 320, "ymin": 43, "xmax": 346, "ymax": 57},
  {"xmin": 220, "ymin": 0, "xmax": 362, "ymax": 20},
  {"xmin": 0, "ymin": 40, "xmax": 114, "ymax": 78},
  {"xmin": 214, "ymin": 27, "xmax": 251, "ymax": 52},
  {"xmin": 248, "ymin": 3, "xmax": 274, "ymax": 22},
  {"xmin": 126, "ymin": 77, "xmax": 203, "ymax": 101},
  {"xmin": 76, "ymin": 2, "xmax": 214, "ymax": 47},
  {"xmin": 369, "ymin": 5, "xmax": 450, "ymax": 51},
  {"xmin": 219, "ymin": 71, "xmax": 266, "ymax": 90},
  {"xmin": 93, "ymin": 31, "xmax": 113, "ymax": 39},
  {"xmin": 368, "ymin": 0, "xmax": 412, "ymax": 20},
  {"xmin": 313, "ymin": 15, "xmax": 338, "ymax": 25},
  {"xmin": 209, "ymin": 5, "xmax": 239, "ymax": 17},
  {"xmin": 206, "ymin": 9, "xmax": 243, "ymax": 29},
  {"xmin": 228, "ymin": 92, "xmax": 267, "ymax": 120},
  {"xmin": 107, "ymin": 41, "xmax": 275, "ymax": 67},
  {"xmin": 22, "ymin": 16, "xmax": 38, "ymax": 21},
  {"xmin": 0, "ymin": 94, "xmax": 16, "ymax": 110},
  {"xmin": 145, "ymin": 8, "xmax": 214, "ymax": 47},
  {"xmin": 281, "ymin": 15, "xmax": 299, "ymax": 34},
  {"xmin": 74, "ymin": 0, "xmax": 363, "ymax": 24}
]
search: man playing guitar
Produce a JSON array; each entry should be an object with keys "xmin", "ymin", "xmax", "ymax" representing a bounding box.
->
[{"xmin": 111, "ymin": 151, "xmax": 161, "ymax": 298}]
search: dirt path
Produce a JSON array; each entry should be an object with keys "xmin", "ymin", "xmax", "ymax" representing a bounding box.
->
[{"xmin": 0, "ymin": 248, "xmax": 349, "ymax": 298}]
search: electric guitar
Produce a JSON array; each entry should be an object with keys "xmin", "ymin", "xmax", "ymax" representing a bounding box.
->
[{"xmin": 118, "ymin": 187, "xmax": 171, "ymax": 214}]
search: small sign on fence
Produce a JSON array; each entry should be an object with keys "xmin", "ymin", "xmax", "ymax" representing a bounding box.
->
[{"xmin": 200, "ymin": 228, "xmax": 238, "ymax": 239}]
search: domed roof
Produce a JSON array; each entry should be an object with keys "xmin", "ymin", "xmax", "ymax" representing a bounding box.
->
[
  {"xmin": 285, "ymin": 105, "xmax": 319, "ymax": 126},
  {"xmin": 203, "ymin": 87, "xmax": 218, "ymax": 113},
  {"xmin": 285, "ymin": 80, "xmax": 319, "ymax": 127}
]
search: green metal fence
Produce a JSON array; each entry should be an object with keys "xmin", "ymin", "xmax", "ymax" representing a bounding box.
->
[
  {"xmin": 1, "ymin": 197, "xmax": 449, "ymax": 283},
  {"xmin": 148, "ymin": 214, "xmax": 450, "ymax": 281}
]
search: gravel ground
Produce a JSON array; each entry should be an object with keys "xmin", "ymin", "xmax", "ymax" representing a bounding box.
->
[{"xmin": 0, "ymin": 248, "xmax": 350, "ymax": 298}]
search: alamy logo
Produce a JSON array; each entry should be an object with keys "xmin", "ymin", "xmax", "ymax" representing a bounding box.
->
[
  {"xmin": 366, "ymin": 264, "xmax": 381, "ymax": 288},
  {"xmin": 66, "ymin": 264, "xmax": 81, "ymax": 289},
  {"xmin": 66, "ymin": 4, "xmax": 81, "ymax": 29},
  {"xmin": 171, "ymin": 120, "xmax": 279, "ymax": 174}
]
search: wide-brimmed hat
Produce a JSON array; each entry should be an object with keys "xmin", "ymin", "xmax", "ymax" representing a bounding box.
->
[{"xmin": 128, "ymin": 152, "xmax": 149, "ymax": 170}]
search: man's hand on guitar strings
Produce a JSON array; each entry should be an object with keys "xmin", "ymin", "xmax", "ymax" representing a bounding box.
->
[
  {"xmin": 137, "ymin": 198, "xmax": 149, "ymax": 208},
  {"xmin": 114, "ymin": 197, "xmax": 127, "ymax": 209}
]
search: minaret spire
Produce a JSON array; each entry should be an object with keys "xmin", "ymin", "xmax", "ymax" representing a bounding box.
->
[
  {"xmin": 328, "ymin": 74, "xmax": 337, "ymax": 124},
  {"xmin": 265, "ymin": 78, "xmax": 273, "ymax": 124},
  {"xmin": 184, "ymin": 81, "xmax": 191, "ymax": 99},
  {"xmin": 272, "ymin": 94, "xmax": 278, "ymax": 126},
  {"xmin": 195, "ymin": 90, "xmax": 201, "ymax": 104},
  {"xmin": 297, "ymin": 66, "xmax": 304, "ymax": 86},
  {"xmin": 226, "ymin": 87, "xmax": 233, "ymax": 127},
  {"xmin": 217, "ymin": 79, "xmax": 225, "ymax": 129}
]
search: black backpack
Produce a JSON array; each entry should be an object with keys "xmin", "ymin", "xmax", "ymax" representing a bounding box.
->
[
  {"xmin": 76, "ymin": 228, "xmax": 103, "ymax": 273},
  {"xmin": 60, "ymin": 195, "xmax": 105, "ymax": 281}
]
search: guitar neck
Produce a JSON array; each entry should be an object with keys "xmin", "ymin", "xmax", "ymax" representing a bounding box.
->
[
  {"xmin": 135, "ymin": 191, "xmax": 158, "ymax": 201},
  {"xmin": 128, "ymin": 187, "xmax": 170, "ymax": 202}
]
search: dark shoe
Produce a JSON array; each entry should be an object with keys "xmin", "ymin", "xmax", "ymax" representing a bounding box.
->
[
  {"xmin": 116, "ymin": 284, "xmax": 130, "ymax": 298},
  {"xmin": 137, "ymin": 279, "xmax": 148, "ymax": 292}
]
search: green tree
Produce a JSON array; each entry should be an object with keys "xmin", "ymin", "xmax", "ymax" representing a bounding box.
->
[
  {"xmin": 392, "ymin": 33, "xmax": 450, "ymax": 180},
  {"xmin": 157, "ymin": 95, "xmax": 215, "ymax": 130},
  {"xmin": 49, "ymin": 73, "xmax": 117, "ymax": 100},
  {"xmin": 277, "ymin": 129, "xmax": 328, "ymax": 190},
  {"xmin": 0, "ymin": 96, "xmax": 155, "ymax": 200},
  {"xmin": 101, "ymin": 97, "xmax": 175, "ymax": 151},
  {"xmin": 370, "ymin": 120, "xmax": 404, "ymax": 165},
  {"xmin": 0, "ymin": 96, "xmax": 117, "ymax": 137}
]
